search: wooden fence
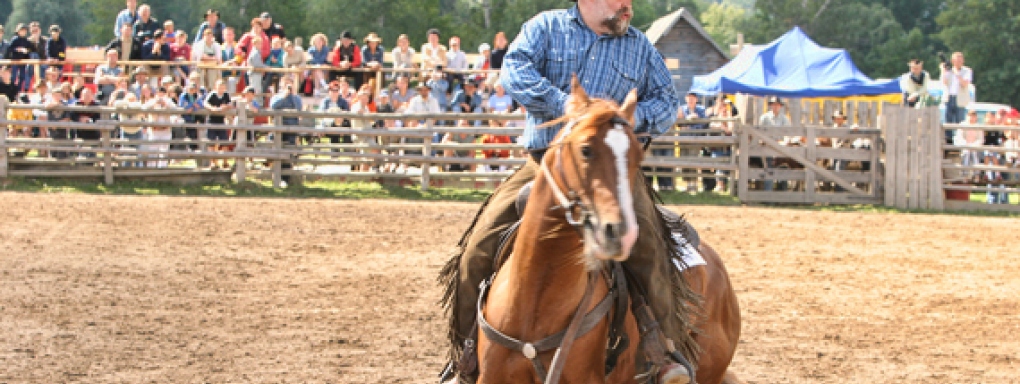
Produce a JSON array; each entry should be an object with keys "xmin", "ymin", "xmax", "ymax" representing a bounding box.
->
[
  {"xmin": 0, "ymin": 98, "xmax": 737, "ymax": 191},
  {"xmin": 882, "ymin": 105, "xmax": 944, "ymax": 210}
]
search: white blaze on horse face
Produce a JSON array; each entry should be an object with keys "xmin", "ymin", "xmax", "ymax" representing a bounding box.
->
[{"xmin": 604, "ymin": 124, "xmax": 639, "ymax": 260}]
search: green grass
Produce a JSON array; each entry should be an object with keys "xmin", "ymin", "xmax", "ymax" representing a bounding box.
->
[
  {"xmin": 0, "ymin": 178, "xmax": 492, "ymax": 202},
  {"xmin": 2, "ymin": 178, "xmax": 1015, "ymax": 217}
]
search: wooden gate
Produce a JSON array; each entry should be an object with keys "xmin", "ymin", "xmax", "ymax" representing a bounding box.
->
[
  {"xmin": 882, "ymin": 106, "xmax": 945, "ymax": 210},
  {"xmin": 737, "ymin": 124, "xmax": 883, "ymax": 205}
]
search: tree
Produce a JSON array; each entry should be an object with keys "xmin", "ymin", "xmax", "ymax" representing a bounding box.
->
[
  {"xmin": 700, "ymin": 2, "xmax": 750, "ymax": 49},
  {"xmin": 5, "ymin": 0, "xmax": 89, "ymax": 46},
  {"xmin": 938, "ymin": 0, "xmax": 1020, "ymax": 106}
]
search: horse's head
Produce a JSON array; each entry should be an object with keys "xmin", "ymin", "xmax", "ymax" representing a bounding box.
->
[{"xmin": 541, "ymin": 76, "xmax": 643, "ymax": 267}]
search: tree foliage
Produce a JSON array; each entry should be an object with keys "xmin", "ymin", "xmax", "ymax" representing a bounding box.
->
[{"xmin": 5, "ymin": 0, "xmax": 89, "ymax": 46}]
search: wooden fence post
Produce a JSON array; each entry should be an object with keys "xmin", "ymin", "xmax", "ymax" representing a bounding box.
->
[
  {"xmin": 421, "ymin": 119, "xmax": 433, "ymax": 191},
  {"xmin": 0, "ymin": 96, "xmax": 8, "ymax": 179},
  {"xmin": 272, "ymin": 116, "xmax": 283, "ymax": 188},
  {"xmin": 234, "ymin": 101, "xmax": 248, "ymax": 183},
  {"xmin": 101, "ymin": 130, "xmax": 114, "ymax": 185},
  {"xmin": 737, "ymin": 124, "xmax": 750, "ymax": 199}
]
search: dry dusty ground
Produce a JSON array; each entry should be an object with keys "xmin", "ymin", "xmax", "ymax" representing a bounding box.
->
[{"xmin": 0, "ymin": 193, "xmax": 1017, "ymax": 383}]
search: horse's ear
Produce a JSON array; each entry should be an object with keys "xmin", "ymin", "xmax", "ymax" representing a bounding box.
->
[
  {"xmin": 620, "ymin": 89, "xmax": 638, "ymax": 123},
  {"xmin": 567, "ymin": 74, "xmax": 589, "ymax": 113}
]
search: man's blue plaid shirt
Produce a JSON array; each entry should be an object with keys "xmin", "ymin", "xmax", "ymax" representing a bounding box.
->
[{"xmin": 500, "ymin": 5, "xmax": 680, "ymax": 151}]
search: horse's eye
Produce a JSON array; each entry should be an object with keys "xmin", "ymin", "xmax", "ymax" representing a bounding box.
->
[{"xmin": 580, "ymin": 146, "xmax": 593, "ymax": 159}]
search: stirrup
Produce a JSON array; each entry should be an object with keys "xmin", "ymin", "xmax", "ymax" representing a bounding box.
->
[{"xmin": 667, "ymin": 350, "xmax": 697, "ymax": 384}]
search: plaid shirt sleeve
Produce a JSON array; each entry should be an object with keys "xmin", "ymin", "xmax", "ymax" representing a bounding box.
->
[
  {"xmin": 500, "ymin": 15, "xmax": 570, "ymax": 119},
  {"xmin": 633, "ymin": 50, "xmax": 680, "ymax": 136}
]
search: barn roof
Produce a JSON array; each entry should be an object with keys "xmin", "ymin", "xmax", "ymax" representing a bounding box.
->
[{"xmin": 644, "ymin": 8, "xmax": 728, "ymax": 59}]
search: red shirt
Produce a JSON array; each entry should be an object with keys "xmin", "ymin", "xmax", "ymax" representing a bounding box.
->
[
  {"xmin": 238, "ymin": 30, "xmax": 271, "ymax": 61},
  {"xmin": 331, "ymin": 43, "xmax": 362, "ymax": 68},
  {"xmin": 170, "ymin": 43, "xmax": 191, "ymax": 61},
  {"xmin": 482, "ymin": 134, "xmax": 512, "ymax": 158}
]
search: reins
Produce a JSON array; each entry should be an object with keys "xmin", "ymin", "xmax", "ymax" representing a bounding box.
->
[{"xmin": 477, "ymin": 115, "xmax": 637, "ymax": 384}]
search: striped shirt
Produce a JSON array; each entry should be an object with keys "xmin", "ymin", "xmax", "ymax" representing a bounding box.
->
[{"xmin": 500, "ymin": 5, "xmax": 680, "ymax": 151}]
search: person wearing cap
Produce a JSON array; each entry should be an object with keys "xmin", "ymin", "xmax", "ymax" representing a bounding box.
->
[
  {"xmin": 406, "ymin": 80, "xmax": 441, "ymax": 118},
  {"xmin": 449, "ymin": 79, "xmax": 483, "ymax": 119},
  {"xmin": 361, "ymin": 33, "xmax": 385, "ymax": 71},
  {"xmin": 421, "ymin": 28, "xmax": 447, "ymax": 71},
  {"xmin": 900, "ymin": 59, "xmax": 933, "ymax": 108},
  {"xmin": 6, "ymin": 24, "xmax": 36, "ymax": 92},
  {"xmin": 260, "ymin": 12, "xmax": 285, "ymax": 40},
  {"xmin": 330, "ymin": 31, "xmax": 362, "ymax": 89},
  {"xmin": 195, "ymin": 9, "xmax": 227, "ymax": 44},
  {"xmin": 440, "ymin": 1, "xmax": 692, "ymax": 383},
  {"xmin": 44, "ymin": 25, "xmax": 67, "ymax": 65},
  {"xmin": 759, "ymin": 96, "xmax": 790, "ymax": 126},
  {"xmin": 131, "ymin": 5, "xmax": 160, "ymax": 44}
]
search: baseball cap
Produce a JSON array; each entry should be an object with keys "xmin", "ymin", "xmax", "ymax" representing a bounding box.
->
[{"xmin": 260, "ymin": 12, "xmax": 272, "ymax": 19}]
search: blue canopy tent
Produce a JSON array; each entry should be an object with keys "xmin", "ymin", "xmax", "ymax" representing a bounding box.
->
[{"xmin": 689, "ymin": 27, "xmax": 901, "ymax": 97}]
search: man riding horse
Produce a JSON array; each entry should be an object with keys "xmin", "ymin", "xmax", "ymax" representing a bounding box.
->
[{"xmin": 439, "ymin": 0, "xmax": 700, "ymax": 382}]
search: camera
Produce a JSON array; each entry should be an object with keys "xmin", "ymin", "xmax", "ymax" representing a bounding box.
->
[{"xmin": 937, "ymin": 52, "xmax": 949, "ymax": 70}]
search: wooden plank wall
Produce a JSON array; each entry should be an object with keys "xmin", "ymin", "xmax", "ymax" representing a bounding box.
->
[{"xmin": 881, "ymin": 105, "xmax": 945, "ymax": 210}]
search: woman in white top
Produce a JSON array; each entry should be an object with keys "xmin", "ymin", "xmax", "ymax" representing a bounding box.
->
[
  {"xmin": 390, "ymin": 34, "xmax": 416, "ymax": 79},
  {"xmin": 142, "ymin": 87, "xmax": 179, "ymax": 168},
  {"xmin": 191, "ymin": 29, "xmax": 222, "ymax": 91},
  {"xmin": 350, "ymin": 88, "xmax": 377, "ymax": 171}
]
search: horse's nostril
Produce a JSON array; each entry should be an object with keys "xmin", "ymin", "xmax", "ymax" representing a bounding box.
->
[{"xmin": 604, "ymin": 222, "xmax": 624, "ymax": 240}]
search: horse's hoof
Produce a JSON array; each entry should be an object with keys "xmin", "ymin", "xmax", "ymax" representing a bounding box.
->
[{"xmin": 659, "ymin": 363, "xmax": 691, "ymax": 384}]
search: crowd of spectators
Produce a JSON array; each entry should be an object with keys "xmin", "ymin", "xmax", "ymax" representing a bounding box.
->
[{"xmin": 0, "ymin": 2, "xmax": 523, "ymax": 173}]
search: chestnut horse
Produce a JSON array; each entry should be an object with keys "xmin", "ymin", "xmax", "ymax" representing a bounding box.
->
[{"xmin": 476, "ymin": 81, "xmax": 742, "ymax": 384}]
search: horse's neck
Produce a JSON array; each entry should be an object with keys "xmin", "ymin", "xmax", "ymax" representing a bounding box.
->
[{"xmin": 504, "ymin": 178, "xmax": 590, "ymax": 310}]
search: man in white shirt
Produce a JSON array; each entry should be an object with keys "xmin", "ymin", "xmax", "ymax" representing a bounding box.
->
[
  {"xmin": 446, "ymin": 36, "xmax": 468, "ymax": 90},
  {"xmin": 941, "ymin": 52, "xmax": 973, "ymax": 142},
  {"xmin": 900, "ymin": 59, "xmax": 933, "ymax": 108}
]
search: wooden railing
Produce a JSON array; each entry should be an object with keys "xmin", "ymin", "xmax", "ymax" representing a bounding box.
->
[{"xmin": 0, "ymin": 97, "xmax": 740, "ymax": 191}]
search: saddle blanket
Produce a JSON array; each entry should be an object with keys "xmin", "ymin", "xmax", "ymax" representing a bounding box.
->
[{"xmin": 671, "ymin": 232, "xmax": 706, "ymax": 271}]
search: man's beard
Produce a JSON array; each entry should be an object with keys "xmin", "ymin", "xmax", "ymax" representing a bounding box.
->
[{"xmin": 601, "ymin": 7, "xmax": 631, "ymax": 36}]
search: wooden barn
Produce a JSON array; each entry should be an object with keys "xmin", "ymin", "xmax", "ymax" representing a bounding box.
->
[{"xmin": 645, "ymin": 8, "xmax": 729, "ymax": 95}]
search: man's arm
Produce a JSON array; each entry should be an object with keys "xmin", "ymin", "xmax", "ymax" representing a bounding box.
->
[
  {"xmin": 500, "ymin": 16, "xmax": 568, "ymax": 117},
  {"xmin": 633, "ymin": 50, "xmax": 680, "ymax": 137}
]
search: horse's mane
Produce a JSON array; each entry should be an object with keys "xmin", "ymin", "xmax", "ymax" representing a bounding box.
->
[{"xmin": 543, "ymin": 98, "xmax": 628, "ymax": 141}]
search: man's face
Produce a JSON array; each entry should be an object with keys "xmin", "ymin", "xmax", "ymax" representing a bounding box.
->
[
  {"xmin": 139, "ymin": 7, "xmax": 150, "ymax": 20},
  {"xmin": 909, "ymin": 62, "xmax": 923, "ymax": 75},
  {"xmin": 465, "ymin": 84, "xmax": 476, "ymax": 94},
  {"xmin": 121, "ymin": 25, "xmax": 132, "ymax": 39},
  {"xmin": 428, "ymin": 33, "xmax": 439, "ymax": 45},
  {"xmin": 770, "ymin": 103, "xmax": 781, "ymax": 112},
  {"xmin": 46, "ymin": 70, "xmax": 59, "ymax": 81},
  {"xmin": 30, "ymin": 25, "xmax": 40, "ymax": 35},
  {"xmin": 223, "ymin": 29, "xmax": 235, "ymax": 42},
  {"xmin": 207, "ymin": 13, "xmax": 219, "ymax": 23},
  {"xmin": 686, "ymin": 94, "xmax": 697, "ymax": 106},
  {"xmin": 967, "ymin": 113, "xmax": 978, "ymax": 123},
  {"xmin": 952, "ymin": 54, "xmax": 964, "ymax": 68},
  {"xmin": 262, "ymin": 17, "xmax": 272, "ymax": 29},
  {"xmin": 342, "ymin": 38, "xmax": 352, "ymax": 47},
  {"xmin": 397, "ymin": 77, "xmax": 408, "ymax": 89},
  {"xmin": 107, "ymin": 51, "xmax": 118, "ymax": 62},
  {"xmin": 591, "ymin": 0, "xmax": 633, "ymax": 36},
  {"xmin": 81, "ymin": 89, "xmax": 94, "ymax": 103},
  {"xmin": 126, "ymin": 0, "xmax": 136, "ymax": 10},
  {"xmin": 450, "ymin": 38, "xmax": 460, "ymax": 50}
]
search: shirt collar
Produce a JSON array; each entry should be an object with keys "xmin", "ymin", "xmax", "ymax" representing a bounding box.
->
[{"xmin": 566, "ymin": 5, "xmax": 637, "ymax": 38}]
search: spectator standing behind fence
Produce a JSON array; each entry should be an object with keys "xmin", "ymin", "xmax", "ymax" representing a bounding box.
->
[
  {"xmin": 192, "ymin": 29, "xmax": 222, "ymax": 91},
  {"xmin": 0, "ymin": 66, "xmax": 17, "ymax": 103},
  {"xmin": 389, "ymin": 75, "xmax": 413, "ymax": 111},
  {"xmin": 0, "ymin": 27, "xmax": 8, "ymax": 60},
  {"xmin": 238, "ymin": 18, "xmax": 271, "ymax": 64},
  {"xmin": 142, "ymin": 30, "xmax": 170, "ymax": 79},
  {"xmin": 361, "ymin": 32, "xmax": 384, "ymax": 87},
  {"xmin": 472, "ymin": 43, "xmax": 491, "ymax": 85},
  {"xmin": 941, "ymin": 52, "xmax": 972, "ymax": 143},
  {"xmin": 282, "ymin": 40, "xmax": 305, "ymax": 90},
  {"xmin": 170, "ymin": 32, "xmax": 191, "ymax": 81},
  {"xmin": 758, "ymin": 97, "xmax": 790, "ymax": 191},
  {"xmin": 421, "ymin": 29, "xmax": 447, "ymax": 71},
  {"xmin": 427, "ymin": 70, "xmax": 449, "ymax": 113},
  {"xmin": 6, "ymin": 24, "xmax": 35, "ymax": 92},
  {"xmin": 270, "ymin": 76, "xmax": 302, "ymax": 185},
  {"xmin": 143, "ymin": 86, "xmax": 175, "ymax": 168},
  {"xmin": 350, "ymin": 87, "xmax": 378, "ymax": 171},
  {"xmin": 45, "ymin": 25, "xmax": 66, "ymax": 66},
  {"xmin": 681, "ymin": 92, "xmax": 711, "ymax": 192},
  {"xmin": 318, "ymin": 81, "xmax": 350, "ymax": 150},
  {"xmin": 205, "ymin": 79, "xmax": 233, "ymax": 170},
  {"xmin": 73, "ymin": 88, "xmax": 102, "ymax": 158},
  {"xmin": 44, "ymin": 87, "xmax": 73, "ymax": 158},
  {"xmin": 95, "ymin": 49, "xmax": 123, "ymax": 104},
  {"xmin": 26, "ymin": 22, "xmax": 46, "ymax": 89},
  {"xmin": 260, "ymin": 12, "xmax": 285, "ymax": 41},
  {"xmin": 179, "ymin": 81, "xmax": 205, "ymax": 150},
  {"xmin": 450, "ymin": 79, "xmax": 483, "ymax": 121},
  {"xmin": 246, "ymin": 36, "xmax": 266, "ymax": 93},
  {"xmin": 105, "ymin": 25, "xmax": 136, "ymax": 61},
  {"xmin": 958, "ymin": 110, "xmax": 983, "ymax": 181},
  {"xmin": 115, "ymin": 0, "xmax": 138, "ymax": 38},
  {"xmin": 445, "ymin": 36, "xmax": 468, "ymax": 90},
  {"xmin": 264, "ymin": 37, "xmax": 285, "ymax": 92},
  {"xmin": 195, "ymin": 9, "xmax": 226, "ymax": 44},
  {"xmin": 308, "ymin": 33, "xmax": 330, "ymax": 93},
  {"xmin": 900, "ymin": 59, "xmax": 933, "ymax": 108},
  {"xmin": 391, "ymin": 34, "xmax": 416, "ymax": 80},
  {"xmin": 132, "ymin": 5, "xmax": 160, "ymax": 44},
  {"xmin": 330, "ymin": 31, "xmax": 361, "ymax": 89}
]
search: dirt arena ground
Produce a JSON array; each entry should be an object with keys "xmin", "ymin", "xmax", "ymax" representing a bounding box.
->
[{"xmin": 0, "ymin": 193, "xmax": 1016, "ymax": 383}]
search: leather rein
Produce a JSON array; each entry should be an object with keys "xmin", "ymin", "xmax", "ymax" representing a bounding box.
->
[{"xmin": 476, "ymin": 116, "xmax": 634, "ymax": 384}]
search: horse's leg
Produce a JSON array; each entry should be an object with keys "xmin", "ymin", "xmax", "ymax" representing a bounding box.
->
[
  {"xmin": 720, "ymin": 370, "xmax": 747, "ymax": 384},
  {"xmin": 684, "ymin": 242, "xmax": 741, "ymax": 384}
]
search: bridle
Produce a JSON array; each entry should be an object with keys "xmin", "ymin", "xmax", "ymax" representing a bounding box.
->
[
  {"xmin": 539, "ymin": 116, "xmax": 634, "ymax": 232},
  {"xmin": 475, "ymin": 115, "xmax": 636, "ymax": 384}
]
